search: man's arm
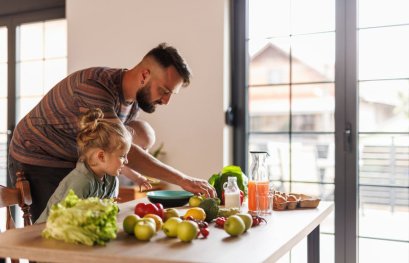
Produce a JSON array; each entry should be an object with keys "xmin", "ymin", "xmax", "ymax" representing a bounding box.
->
[{"xmin": 126, "ymin": 144, "xmax": 216, "ymax": 197}]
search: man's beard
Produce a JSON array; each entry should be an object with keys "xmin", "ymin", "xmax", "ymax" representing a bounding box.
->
[{"xmin": 136, "ymin": 84, "xmax": 156, "ymax": 113}]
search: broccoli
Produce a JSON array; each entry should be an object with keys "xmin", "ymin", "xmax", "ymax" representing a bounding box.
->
[{"xmin": 199, "ymin": 198, "xmax": 219, "ymax": 222}]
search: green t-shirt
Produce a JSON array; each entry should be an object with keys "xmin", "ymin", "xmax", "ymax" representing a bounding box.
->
[{"xmin": 36, "ymin": 161, "xmax": 118, "ymax": 223}]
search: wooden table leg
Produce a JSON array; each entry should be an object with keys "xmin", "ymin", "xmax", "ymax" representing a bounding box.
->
[{"xmin": 308, "ymin": 225, "xmax": 320, "ymax": 263}]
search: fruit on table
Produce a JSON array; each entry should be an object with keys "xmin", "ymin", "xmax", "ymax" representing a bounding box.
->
[
  {"xmin": 143, "ymin": 214, "xmax": 163, "ymax": 232},
  {"xmin": 237, "ymin": 213, "xmax": 253, "ymax": 231},
  {"xmin": 184, "ymin": 217, "xmax": 210, "ymax": 239},
  {"xmin": 199, "ymin": 198, "xmax": 220, "ymax": 222},
  {"xmin": 154, "ymin": 203, "xmax": 165, "ymax": 218},
  {"xmin": 137, "ymin": 218, "xmax": 156, "ymax": 229},
  {"xmin": 123, "ymin": 214, "xmax": 140, "ymax": 235},
  {"xmin": 134, "ymin": 219, "xmax": 156, "ymax": 241},
  {"xmin": 134, "ymin": 202, "xmax": 164, "ymax": 219},
  {"xmin": 177, "ymin": 220, "xmax": 199, "ymax": 242},
  {"xmin": 199, "ymin": 227, "xmax": 210, "ymax": 238},
  {"xmin": 224, "ymin": 215, "xmax": 245, "ymax": 236},
  {"xmin": 183, "ymin": 207, "xmax": 206, "ymax": 221},
  {"xmin": 215, "ymin": 217, "xmax": 227, "ymax": 228},
  {"xmin": 189, "ymin": 195, "xmax": 204, "ymax": 207},
  {"xmin": 162, "ymin": 217, "xmax": 182, "ymax": 238},
  {"xmin": 163, "ymin": 208, "xmax": 180, "ymax": 222},
  {"xmin": 251, "ymin": 215, "xmax": 267, "ymax": 227}
]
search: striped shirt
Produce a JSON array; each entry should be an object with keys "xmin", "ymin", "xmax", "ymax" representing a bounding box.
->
[{"xmin": 10, "ymin": 67, "xmax": 139, "ymax": 168}]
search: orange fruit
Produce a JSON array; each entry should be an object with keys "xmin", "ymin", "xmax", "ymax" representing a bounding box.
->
[{"xmin": 143, "ymin": 214, "xmax": 163, "ymax": 232}]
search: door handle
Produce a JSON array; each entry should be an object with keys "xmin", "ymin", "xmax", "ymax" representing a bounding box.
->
[{"xmin": 344, "ymin": 123, "xmax": 352, "ymax": 152}]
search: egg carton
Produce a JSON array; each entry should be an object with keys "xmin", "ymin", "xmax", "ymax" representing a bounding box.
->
[{"xmin": 273, "ymin": 192, "xmax": 321, "ymax": 211}]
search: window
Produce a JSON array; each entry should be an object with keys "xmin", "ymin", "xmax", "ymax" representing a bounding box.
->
[
  {"xmin": 0, "ymin": 2, "xmax": 66, "ymax": 230},
  {"xmin": 233, "ymin": 0, "xmax": 408, "ymax": 262},
  {"xmin": 248, "ymin": 0, "xmax": 335, "ymax": 262},
  {"xmin": 0, "ymin": 26, "xmax": 7, "ymax": 188},
  {"xmin": 16, "ymin": 19, "xmax": 67, "ymax": 121}
]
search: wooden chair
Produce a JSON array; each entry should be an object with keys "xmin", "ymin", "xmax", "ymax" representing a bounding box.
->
[{"xmin": 0, "ymin": 170, "xmax": 33, "ymax": 263}]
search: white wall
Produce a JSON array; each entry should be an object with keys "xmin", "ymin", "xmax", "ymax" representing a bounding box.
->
[{"xmin": 67, "ymin": 0, "xmax": 232, "ymax": 187}]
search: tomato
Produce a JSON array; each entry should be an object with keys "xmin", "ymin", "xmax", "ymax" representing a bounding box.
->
[
  {"xmin": 134, "ymin": 202, "xmax": 165, "ymax": 219},
  {"xmin": 134, "ymin": 203, "xmax": 147, "ymax": 217},
  {"xmin": 145, "ymin": 203, "xmax": 159, "ymax": 215},
  {"xmin": 215, "ymin": 217, "xmax": 226, "ymax": 228},
  {"xmin": 155, "ymin": 203, "xmax": 164, "ymax": 210},
  {"xmin": 154, "ymin": 203, "xmax": 164, "ymax": 219},
  {"xmin": 251, "ymin": 215, "xmax": 267, "ymax": 227},
  {"xmin": 200, "ymin": 228, "xmax": 210, "ymax": 238}
]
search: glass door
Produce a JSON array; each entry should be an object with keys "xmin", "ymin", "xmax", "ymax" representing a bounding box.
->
[
  {"xmin": 357, "ymin": 0, "xmax": 409, "ymax": 261},
  {"xmin": 247, "ymin": 0, "xmax": 335, "ymax": 262},
  {"xmin": 236, "ymin": 0, "xmax": 409, "ymax": 262}
]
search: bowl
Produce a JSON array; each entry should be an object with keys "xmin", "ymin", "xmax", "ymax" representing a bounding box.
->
[{"xmin": 146, "ymin": 190, "xmax": 194, "ymax": 208}]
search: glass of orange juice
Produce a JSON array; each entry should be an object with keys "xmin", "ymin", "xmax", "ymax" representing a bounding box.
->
[{"xmin": 248, "ymin": 151, "xmax": 272, "ymax": 215}]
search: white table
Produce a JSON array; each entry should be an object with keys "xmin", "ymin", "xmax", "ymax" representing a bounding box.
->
[{"xmin": 0, "ymin": 199, "xmax": 333, "ymax": 263}]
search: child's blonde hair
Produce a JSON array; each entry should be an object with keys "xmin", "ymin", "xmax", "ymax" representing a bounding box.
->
[{"xmin": 77, "ymin": 108, "xmax": 132, "ymax": 159}]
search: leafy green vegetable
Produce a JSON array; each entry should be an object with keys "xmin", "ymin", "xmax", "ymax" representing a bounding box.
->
[
  {"xmin": 42, "ymin": 190, "xmax": 119, "ymax": 246},
  {"xmin": 208, "ymin": 165, "xmax": 248, "ymax": 199}
]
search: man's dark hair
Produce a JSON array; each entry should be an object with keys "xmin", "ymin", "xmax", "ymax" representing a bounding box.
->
[{"xmin": 145, "ymin": 43, "xmax": 191, "ymax": 87}]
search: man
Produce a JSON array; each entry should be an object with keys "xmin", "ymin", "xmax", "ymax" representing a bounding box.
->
[{"xmin": 8, "ymin": 43, "xmax": 216, "ymax": 222}]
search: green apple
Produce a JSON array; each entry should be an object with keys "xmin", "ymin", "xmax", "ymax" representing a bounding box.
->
[
  {"xmin": 123, "ymin": 214, "xmax": 140, "ymax": 235},
  {"xmin": 188, "ymin": 195, "xmax": 204, "ymax": 207},
  {"xmin": 177, "ymin": 221, "xmax": 199, "ymax": 242},
  {"xmin": 162, "ymin": 217, "xmax": 182, "ymax": 238},
  {"xmin": 163, "ymin": 208, "xmax": 180, "ymax": 222},
  {"xmin": 138, "ymin": 217, "xmax": 156, "ymax": 229},
  {"xmin": 237, "ymin": 213, "xmax": 253, "ymax": 231},
  {"xmin": 224, "ymin": 215, "xmax": 245, "ymax": 236},
  {"xmin": 134, "ymin": 220, "xmax": 156, "ymax": 241}
]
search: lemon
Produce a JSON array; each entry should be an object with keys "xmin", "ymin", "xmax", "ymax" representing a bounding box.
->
[{"xmin": 183, "ymin": 207, "xmax": 206, "ymax": 221}]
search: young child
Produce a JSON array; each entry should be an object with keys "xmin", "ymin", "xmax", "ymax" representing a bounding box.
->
[
  {"xmin": 119, "ymin": 120, "xmax": 156, "ymax": 190},
  {"xmin": 36, "ymin": 108, "xmax": 132, "ymax": 223}
]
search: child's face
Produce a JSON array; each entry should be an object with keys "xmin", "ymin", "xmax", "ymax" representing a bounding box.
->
[{"xmin": 103, "ymin": 147, "xmax": 129, "ymax": 176}]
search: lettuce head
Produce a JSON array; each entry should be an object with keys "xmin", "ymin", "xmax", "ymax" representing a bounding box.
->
[{"xmin": 42, "ymin": 189, "xmax": 119, "ymax": 246}]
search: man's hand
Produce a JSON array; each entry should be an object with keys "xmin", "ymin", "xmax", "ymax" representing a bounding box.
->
[
  {"xmin": 126, "ymin": 145, "xmax": 216, "ymax": 197},
  {"xmin": 180, "ymin": 177, "xmax": 216, "ymax": 198}
]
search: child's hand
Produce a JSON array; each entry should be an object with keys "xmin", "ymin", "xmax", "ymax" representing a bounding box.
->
[
  {"xmin": 135, "ymin": 175, "xmax": 152, "ymax": 192},
  {"xmin": 121, "ymin": 166, "xmax": 153, "ymax": 191}
]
